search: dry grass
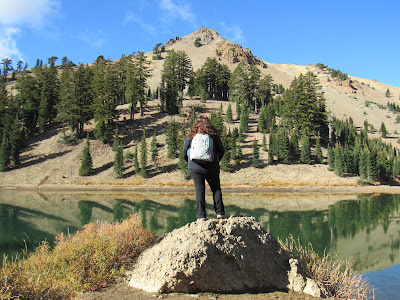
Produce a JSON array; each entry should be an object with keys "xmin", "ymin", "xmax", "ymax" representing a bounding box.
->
[
  {"xmin": 282, "ymin": 236, "xmax": 375, "ymax": 300},
  {"xmin": 0, "ymin": 213, "xmax": 154, "ymax": 299},
  {"xmin": 258, "ymin": 180, "xmax": 357, "ymax": 187}
]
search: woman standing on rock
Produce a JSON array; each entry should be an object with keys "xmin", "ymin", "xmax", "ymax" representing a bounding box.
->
[{"xmin": 183, "ymin": 116, "xmax": 227, "ymax": 220}]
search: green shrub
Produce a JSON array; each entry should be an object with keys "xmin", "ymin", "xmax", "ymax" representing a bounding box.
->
[{"xmin": 194, "ymin": 37, "xmax": 202, "ymax": 47}]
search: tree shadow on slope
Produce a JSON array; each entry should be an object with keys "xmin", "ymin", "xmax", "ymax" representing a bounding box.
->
[
  {"xmin": 92, "ymin": 162, "xmax": 114, "ymax": 176},
  {"xmin": 20, "ymin": 123, "xmax": 64, "ymax": 152},
  {"xmin": 146, "ymin": 163, "xmax": 179, "ymax": 178},
  {"xmin": 119, "ymin": 111, "xmax": 172, "ymax": 146},
  {"xmin": 13, "ymin": 150, "xmax": 72, "ymax": 170}
]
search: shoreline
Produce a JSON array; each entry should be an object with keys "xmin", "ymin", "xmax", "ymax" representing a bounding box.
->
[{"xmin": 2, "ymin": 183, "xmax": 400, "ymax": 194}]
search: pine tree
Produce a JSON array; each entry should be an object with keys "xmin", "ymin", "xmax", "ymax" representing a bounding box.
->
[
  {"xmin": 239, "ymin": 104, "xmax": 249, "ymax": 133},
  {"xmin": 114, "ymin": 144, "xmax": 124, "ymax": 178},
  {"xmin": 300, "ymin": 135, "xmax": 311, "ymax": 164},
  {"xmin": 377, "ymin": 150, "xmax": 390, "ymax": 181},
  {"xmin": 367, "ymin": 148, "xmax": 379, "ymax": 181},
  {"xmin": 225, "ymin": 103, "xmax": 233, "ymax": 123},
  {"xmin": 74, "ymin": 64, "xmax": 93, "ymax": 137},
  {"xmin": 268, "ymin": 130, "xmax": 276, "ymax": 163},
  {"xmin": 35, "ymin": 60, "xmax": 59, "ymax": 131},
  {"xmin": 177, "ymin": 123, "xmax": 190, "ymax": 179},
  {"xmin": 327, "ymin": 146, "xmax": 335, "ymax": 171},
  {"xmin": 8, "ymin": 118, "xmax": 21, "ymax": 166},
  {"xmin": 333, "ymin": 144, "xmax": 345, "ymax": 176},
  {"xmin": 133, "ymin": 144, "xmax": 139, "ymax": 174},
  {"xmin": 343, "ymin": 145, "xmax": 353, "ymax": 173},
  {"xmin": 358, "ymin": 147, "xmax": 368, "ymax": 179},
  {"xmin": 150, "ymin": 133, "xmax": 158, "ymax": 165},
  {"xmin": 380, "ymin": 122, "xmax": 388, "ymax": 138},
  {"xmin": 392, "ymin": 156, "xmax": 400, "ymax": 178},
  {"xmin": 262, "ymin": 133, "xmax": 267, "ymax": 151},
  {"xmin": 210, "ymin": 110, "xmax": 224, "ymax": 134},
  {"xmin": 79, "ymin": 135, "xmax": 93, "ymax": 176},
  {"xmin": 252, "ymin": 139, "xmax": 260, "ymax": 168},
  {"xmin": 289, "ymin": 130, "xmax": 299, "ymax": 161},
  {"xmin": 230, "ymin": 133, "xmax": 238, "ymax": 164},
  {"xmin": 277, "ymin": 128, "xmax": 290, "ymax": 164},
  {"xmin": 57, "ymin": 64, "xmax": 78, "ymax": 136},
  {"xmin": 166, "ymin": 120, "xmax": 178, "ymax": 158},
  {"xmin": 220, "ymin": 127, "xmax": 231, "ymax": 172},
  {"xmin": 178, "ymin": 151, "xmax": 191, "ymax": 179},
  {"xmin": 140, "ymin": 130, "xmax": 147, "ymax": 178},
  {"xmin": 38, "ymin": 89, "xmax": 48, "ymax": 133},
  {"xmin": 160, "ymin": 50, "xmax": 192, "ymax": 114},
  {"xmin": 282, "ymin": 72, "xmax": 328, "ymax": 140},
  {"xmin": 315, "ymin": 138, "xmax": 324, "ymax": 163},
  {"xmin": 189, "ymin": 108, "xmax": 197, "ymax": 128},
  {"xmin": 125, "ymin": 52, "xmax": 151, "ymax": 118},
  {"xmin": 0, "ymin": 133, "xmax": 10, "ymax": 171},
  {"xmin": 112, "ymin": 128, "xmax": 119, "ymax": 152},
  {"xmin": 93, "ymin": 59, "xmax": 119, "ymax": 142}
]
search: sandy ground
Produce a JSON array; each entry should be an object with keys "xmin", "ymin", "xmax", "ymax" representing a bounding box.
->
[{"xmin": 75, "ymin": 278, "xmax": 326, "ymax": 300}]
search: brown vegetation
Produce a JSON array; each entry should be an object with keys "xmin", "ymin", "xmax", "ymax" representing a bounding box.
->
[
  {"xmin": 0, "ymin": 214, "xmax": 153, "ymax": 299},
  {"xmin": 282, "ymin": 236, "xmax": 375, "ymax": 299}
]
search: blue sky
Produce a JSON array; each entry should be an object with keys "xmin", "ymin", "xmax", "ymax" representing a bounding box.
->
[{"xmin": 0, "ymin": 0, "xmax": 399, "ymax": 87}]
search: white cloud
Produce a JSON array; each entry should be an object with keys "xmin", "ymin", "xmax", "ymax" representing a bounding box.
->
[
  {"xmin": 220, "ymin": 23, "xmax": 245, "ymax": 45},
  {"xmin": 0, "ymin": 0, "xmax": 60, "ymax": 63},
  {"xmin": 0, "ymin": 0, "xmax": 61, "ymax": 28},
  {"xmin": 124, "ymin": 11, "xmax": 155, "ymax": 34},
  {"xmin": 159, "ymin": 0, "xmax": 195, "ymax": 22},
  {"xmin": 0, "ymin": 26, "xmax": 23, "ymax": 61},
  {"xmin": 77, "ymin": 29, "xmax": 106, "ymax": 49}
]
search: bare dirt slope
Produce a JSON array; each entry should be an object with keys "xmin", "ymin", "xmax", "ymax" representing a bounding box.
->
[
  {"xmin": 1, "ymin": 96, "xmax": 398, "ymax": 195},
  {"xmin": 0, "ymin": 97, "xmax": 352, "ymax": 188}
]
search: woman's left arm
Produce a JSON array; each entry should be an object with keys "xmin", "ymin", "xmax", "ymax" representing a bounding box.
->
[{"xmin": 215, "ymin": 137, "xmax": 225, "ymax": 162}]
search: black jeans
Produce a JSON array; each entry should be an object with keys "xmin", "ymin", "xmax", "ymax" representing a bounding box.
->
[{"xmin": 190, "ymin": 170, "xmax": 225, "ymax": 219}]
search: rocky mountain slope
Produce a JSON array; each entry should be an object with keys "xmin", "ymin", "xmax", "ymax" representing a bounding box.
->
[{"xmin": 146, "ymin": 27, "xmax": 400, "ymax": 148}]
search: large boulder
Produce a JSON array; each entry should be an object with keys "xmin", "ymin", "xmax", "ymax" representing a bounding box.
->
[{"xmin": 128, "ymin": 217, "xmax": 320, "ymax": 296}]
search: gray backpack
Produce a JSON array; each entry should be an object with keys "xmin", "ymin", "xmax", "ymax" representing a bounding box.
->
[{"xmin": 189, "ymin": 133, "xmax": 214, "ymax": 162}]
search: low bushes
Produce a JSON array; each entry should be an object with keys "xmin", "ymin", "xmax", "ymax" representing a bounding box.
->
[
  {"xmin": 282, "ymin": 236, "xmax": 374, "ymax": 300},
  {"xmin": 0, "ymin": 213, "xmax": 154, "ymax": 299}
]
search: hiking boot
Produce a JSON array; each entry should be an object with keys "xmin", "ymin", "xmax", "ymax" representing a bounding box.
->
[{"xmin": 217, "ymin": 214, "xmax": 227, "ymax": 219}]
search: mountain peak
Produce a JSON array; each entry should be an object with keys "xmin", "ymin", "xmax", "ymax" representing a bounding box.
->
[{"xmin": 183, "ymin": 27, "xmax": 224, "ymax": 46}]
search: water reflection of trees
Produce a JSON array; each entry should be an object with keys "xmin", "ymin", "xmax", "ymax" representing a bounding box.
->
[
  {"xmin": 0, "ymin": 203, "xmax": 74, "ymax": 258},
  {"xmin": 124, "ymin": 194, "xmax": 400, "ymax": 258},
  {"xmin": 329, "ymin": 194, "xmax": 400, "ymax": 238},
  {"xmin": 2, "ymin": 194, "xmax": 400, "ymax": 263}
]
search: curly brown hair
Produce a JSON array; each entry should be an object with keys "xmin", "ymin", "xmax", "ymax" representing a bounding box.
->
[{"xmin": 189, "ymin": 116, "xmax": 220, "ymax": 140}]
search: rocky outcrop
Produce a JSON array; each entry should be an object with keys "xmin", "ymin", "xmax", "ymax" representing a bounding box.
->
[
  {"xmin": 216, "ymin": 43, "xmax": 267, "ymax": 68},
  {"xmin": 128, "ymin": 217, "xmax": 321, "ymax": 297}
]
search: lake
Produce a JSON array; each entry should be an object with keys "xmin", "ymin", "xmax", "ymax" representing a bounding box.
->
[{"xmin": 0, "ymin": 190, "xmax": 399, "ymax": 299}]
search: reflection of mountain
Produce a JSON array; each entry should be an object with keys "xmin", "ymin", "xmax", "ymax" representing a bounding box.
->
[
  {"xmin": 329, "ymin": 195, "xmax": 400, "ymax": 272},
  {"xmin": 0, "ymin": 191, "xmax": 399, "ymax": 273}
]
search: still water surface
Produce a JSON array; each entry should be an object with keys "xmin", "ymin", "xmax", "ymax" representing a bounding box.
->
[{"xmin": 0, "ymin": 191, "xmax": 399, "ymax": 299}]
